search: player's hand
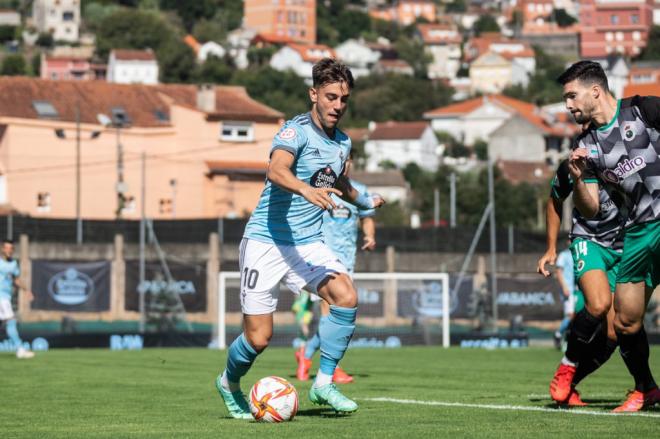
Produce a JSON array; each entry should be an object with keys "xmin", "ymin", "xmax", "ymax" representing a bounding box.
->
[
  {"xmin": 568, "ymin": 148, "xmax": 588, "ymax": 180},
  {"xmin": 371, "ymin": 194, "xmax": 386, "ymax": 209},
  {"xmin": 299, "ymin": 186, "xmax": 342, "ymax": 210},
  {"xmin": 361, "ymin": 235, "xmax": 376, "ymax": 251},
  {"xmin": 537, "ymin": 249, "xmax": 557, "ymax": 277}
]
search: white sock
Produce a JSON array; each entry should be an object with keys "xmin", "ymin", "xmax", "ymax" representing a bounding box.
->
[
  {"xmin": 221, "ymin": 370, "xmax": 240, "ymax": 392},
  {"xmin": 561, "ymin": 356, "xmax": 577, "ymax": 367},
  {"xmin": 313, "ymin": 370, "xmax": 333, "ymax": 388}
]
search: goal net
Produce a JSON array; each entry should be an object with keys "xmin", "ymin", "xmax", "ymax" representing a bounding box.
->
[{"xmin": 217, "ymin": 272, "xmax": 450, "ymax": 350}]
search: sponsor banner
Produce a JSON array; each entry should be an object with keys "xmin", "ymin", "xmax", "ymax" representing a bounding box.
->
[
  {"xmin": 397, "ymin": 275, "xmax": 474, "ymax": 319},
  {"xmin": 31, "ymin": 260, "xmax": 111, "ymax": 311},
  {"xmin": 495, "ymin": 275, "xmax": 563, "ymax": 321},
  {"xmin": 125, "ymin": 260, "xmax": 207, "ymax": 313}
]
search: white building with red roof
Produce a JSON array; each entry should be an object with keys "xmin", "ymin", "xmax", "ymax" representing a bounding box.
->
[
  {"xmin": 107, "ymin": 49, "xmax": 159, "ymax": 85},
  {"xmin": 270, "ymin": 43, "xmax": 336, "ymax": 83},
  {"xmin": 364, "ymin": 121, "xmax": 440, "ymax": 171},
  {"xmin": 423, "ymin": 94, "xmax": 578, "ymax": 163},
  {"xmin": 416, "ymin": 23, "xmax": 462, "ymax": 80}
]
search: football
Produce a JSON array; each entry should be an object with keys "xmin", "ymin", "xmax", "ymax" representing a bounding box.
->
[{"xmin": 249, "ymin": 376, "xmax": 299, "ymax": 422}]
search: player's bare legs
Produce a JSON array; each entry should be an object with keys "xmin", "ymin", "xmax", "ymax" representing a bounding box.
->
[
  {"xmin": 308, "ymin": 272, "xmax": 359, "ymax": 412},
  {"xmin": 612, "ymin": 282, "xmax": 660, "ymax": 412}
]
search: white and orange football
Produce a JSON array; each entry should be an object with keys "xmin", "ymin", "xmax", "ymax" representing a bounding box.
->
[{"xmin": 249, "ymin": 376, "xmax": 299, "ymax": 422}]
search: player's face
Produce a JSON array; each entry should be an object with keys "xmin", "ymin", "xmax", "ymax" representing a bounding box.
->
[
  {"xmin": 310, "ymin": 81, "xmax": 351, "ymax": 131},
  {"xmin": 2, "ymin": 243, "xmax": 13, "ymax": 258},
  {"xmin": 563, "ymin": 80, "xmax": 597, "ymax": 124}
]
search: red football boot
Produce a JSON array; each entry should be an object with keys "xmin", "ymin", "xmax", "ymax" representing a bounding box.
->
[
  {"xmin": 565, "ymin": 388, "xmax": 587, "ymax": 407},
  {"xmin": 333, "ymin": 366, "xmax": 354, "ymax": 384},
  {"xmin": 295, "ymin": 347, "xmax": 312, "ymax": 381},
  {"xmin": 613, "ymin": 387, "xmax": 660, "ymax": 413},
  {"xmin": 549, "ymin": 363, "xmax": 577, "ymax": 403}
]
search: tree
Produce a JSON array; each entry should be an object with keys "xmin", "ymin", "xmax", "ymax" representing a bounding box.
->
[
  {"xmin": 35, "ymin": 32, "xmax": 54, "ymax": 48},
  {"xmin": 638, "ymin": 26, "xmax": 660, "ymax": 61},
  {"xmin": 375, "ymin": 201, "xmax": 408, "ymax": 226},
  {"xmin": 553, "ymin": 9, "xmax": 577, "ymax": 28},
  {"xmin": 230, "ymin": 66, "xmax": 309, "ymax": 118},
  {"xmin": 473, "ymin": 139, "xmax": 488, "ymax": 161},
  {"xmin": 1, "ymin": 54, "xmax": 26, "ymax": 75},
  {"xmin": 159, "ymin": 0, "xmax": 216, "ymax": 31},
  {"xmin": 445, "ymin": 0, "xmax": 466, "ymax": 13},
  {"xmin": 95, "ymin": 9, "xmax": 170, "ymax": 58},
  {"xmin": 473, "ymin": 15, "xmax": 500, "ymax": 36},
  {"xmin": 502, "ymin": 46, "xmax": 565, "ymax": 105},
  {"xmin": 347, "ymin": 74, "xmax": 453, "ymax": 126},
  {"xmin": 0, "ymin": 25, "xmax": 16, "ymax": 43},
  {"xmin": 195, "ymin": 55, "xmax": 233, "ymax": 84},
  {"xmin": 395, "ymin": 35, "xmax": 431, "ymax": 78},
  {"xmin": 31, "ymin": 52, "xmax": 41, "ymax": 77},
  {"xmin": 157, "ymin": 38, "xmax": 196, "ymax": 83}
]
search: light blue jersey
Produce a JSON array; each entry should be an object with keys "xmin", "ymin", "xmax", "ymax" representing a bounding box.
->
[
  {"xmin": 323, "ymin": 180, "xmax": 375, "ymax": 272},
  {"xmin": 0, "ymin": 257, "xmax": 19, "ymax": 300},
  {"xmin": 244, "ymin": 112, "xmax": 352, "ymax": 245},
  {"xmin": 556, "ymin": 249, "xmax": 575, "ymax": 295}
]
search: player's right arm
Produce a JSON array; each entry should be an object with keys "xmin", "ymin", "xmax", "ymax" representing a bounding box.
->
[
  {"xmin": 538, "ymin": 160, "xmax": 571, "ymax": 277},
  {"xmin": 268, "ymin": 149, "xmax": 341, "ymax": 210},
  {"xmin": 568, "ymin": 148, "xmax": 599, "ymax": 218}
]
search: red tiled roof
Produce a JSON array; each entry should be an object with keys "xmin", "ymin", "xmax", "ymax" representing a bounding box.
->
[
  {"xmin": 376, "ymin": 59, "xmax": 412, "ymax": 69},
  {"xmin": 0, "ymin": 77, "xmax": 283, "ymax": 127},
  {"xmin": 345, "ymin": 128, "xmax": 370, "ymax": 143},
  {"xmin": 111, "ymin": 49, "xmax": 156, "ymax": 61},
  {"xmin": 369, "ymin": 121, "xmax": 429, "ymax": 140},
  {"xmin": 0, "ymin": 76, "xmax": 171, "ymax": 127},
  {"xmin": 288, "ymin": 43, "xmax": 336, "ymax": 62},
  {"xmin": 499, "ymin": 49, "xmax": 536, "ymax": 60},
  {"xmin": 184, "ymin": 35, "xmax": 201, "ymax": 53},
  {"xmin": 155, "ymin": 84, "xmax": 283, "ymax": 122},
  {"xmin": 252, "ymin": 33, "xmax": 296, "ymax": 45},
  {"xmin": 424, "ymin": 95, "xmax": 579, "ymax": 137},
  {"xmin": 465, "ymin": 35, "xmax": 534, "ymax": 62},
  {"xmin": 497, "ymin": 160, "xmax": 553, "ymax": 185},
  {"xmin": 622, "ymin": 83, "xmax": 660, "ymax": 98}
]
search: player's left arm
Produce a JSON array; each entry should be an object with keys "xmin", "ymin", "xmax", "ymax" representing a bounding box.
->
[
  {"xmin": 12, "ymin": 267, "xmax": 33, "ymax": 300},
  {"xmin": 360, "ymin": 216, "xmax": 376, "ymax": 251},
  {"xmin": 568, "ymin": 148, "xmax": 599, "ymax": 218},
  {"xmin": 335, "ymin": 175, "xmax": 385, "ymax": 210}
]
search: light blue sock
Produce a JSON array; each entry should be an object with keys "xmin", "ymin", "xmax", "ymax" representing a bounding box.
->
[
  {"xmin": 225, "ymin": 333, "xmax": 259, "ymax": 383},
  {"xmin": 559, "ymin": 317, "xmax": 571, "ymax": 336},
  {"xmin": 6, "ymin": 319, "xmax": 22, "ymax": 347},
  {"xmin": 319, "ymin": 305, "xmax": 356, "ymax": 376},
  {"xmin": 305, "ymin": 327, "xmax": 322, "ymax": 360}
]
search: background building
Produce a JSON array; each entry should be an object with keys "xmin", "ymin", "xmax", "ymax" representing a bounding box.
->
[
  {"xmin": 32, "ymin": 0, "xmax": 80, "ymax": 43},
  {"xmin": 243, "ymin": 0, "xmax": 317, "ymax": 44}
]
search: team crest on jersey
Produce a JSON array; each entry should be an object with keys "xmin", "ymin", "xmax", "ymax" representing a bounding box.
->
[
  {"xmin": 330, "ymin": 204, "xmax": 351, "ymax": 220},
  {"xmin": 577, "ymin": 260, "xmax": 585, "ymax": 272},
  {"xmin": 278, "ymin": 128, "xmax": 297, "ymax": 141},
  {"xmin": 310, "ymin": 165, "xmax": 337, "ymax": 188},
  {"xmin": 622, "ymin": 124, "xmax": 635, "ymax": 141}
]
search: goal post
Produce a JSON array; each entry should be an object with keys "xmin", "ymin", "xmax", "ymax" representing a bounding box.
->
[{"xmin": 217, "ymin": 272, "xmax": 450, "ymax": 349}]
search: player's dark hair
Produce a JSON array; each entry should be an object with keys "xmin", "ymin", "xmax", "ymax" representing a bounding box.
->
[
  {"xmin": 557, "ymin": 61, "xmax": 610, "ymax": 93},
  {"xmin": 2, "ymin": 239, "xmax": 13, "ymax": 245},
  {"xmin": 312, "ymin": 58, "xmax": 354, "ymax": 90}
]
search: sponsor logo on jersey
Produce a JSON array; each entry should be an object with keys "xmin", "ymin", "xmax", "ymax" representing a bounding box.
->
[
  {"xmin": 623, "ymin": 124, "xmax": 635, "ymax": 141},
  {"xmin": 310, "ymin": 165, "xmax": 337, "ymax": 188},
  {"xmin": 278, "ymin": 127, "xmax": 297, "ymax": 141},
  {"xmin": 605, "ymin": 157, "xmax": 647, "ymax": 183},
  {"xmin": 577, "ymin": 260, "xmax": 585, "ymax": 272}
]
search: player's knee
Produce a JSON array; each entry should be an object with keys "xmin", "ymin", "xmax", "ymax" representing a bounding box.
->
[
  {"xmin": 585, "ymin": 297, "xmax": 611, "ymax": 319},
  {"xmin": 333, "ymin": 279, "xmax": 357, "ymax": 308},
  {"xmin": 245, "ymin": 331, "xmax": 272, "ymax": 353},
  {"xmin": 614, "ymin": 314, "xmax": 642, "ymax": 335}
]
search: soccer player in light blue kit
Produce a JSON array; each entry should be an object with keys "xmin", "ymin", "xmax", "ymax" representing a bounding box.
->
[
  {"xmin": 0, "ymin": 239, "xmax": 35, "ymax": 359},
  {"xmin": 296, "ymin": 152, "xmax": 377, "ymax": 383},
  {"xmin": 215, "ymin": 58, "xmax": 385, "ymax": 418}
]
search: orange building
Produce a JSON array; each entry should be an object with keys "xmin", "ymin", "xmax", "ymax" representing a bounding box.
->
[
  {"xmin": 369, "ymin": 0, "xmax": 437, "ymax": 26},
  {"xmin": 244, "ymin": 0, "xmax": 316, "ymax": 44},
  {"xmin": 0, "ymin": 78, "xmax": 284, "ymax": 220}
]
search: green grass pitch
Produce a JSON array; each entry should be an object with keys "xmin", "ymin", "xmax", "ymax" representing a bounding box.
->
[{"xmin": 1, "ymin": 346, "xmax": 659, "ymax": 438}]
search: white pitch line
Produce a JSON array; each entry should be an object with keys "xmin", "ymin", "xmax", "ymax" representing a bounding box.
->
[
  {"xmin": 362, "ymin": 397, "xmax": 660, "ymax": 419},
  {"xmin": 526, "ymin": 393, "xmax": 622, "ymax": 399}
]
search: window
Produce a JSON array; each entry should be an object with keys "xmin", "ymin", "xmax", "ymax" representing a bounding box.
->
[
  {"xmin": 159, "ymin": 198, "xmax": 172, "ymax": 214},
  {"xmin": 615, "ymin": 31, "xmax": 624, "ymax": 41},
  {"xmin": 633, "ymin": 31, "xmax": 641, "ymax": 41},
  {"xmin": 111, "ymin": 106, "xmax": 131, "ymax": 126},
  {"xmin": 631, "ymin": 14, "xmax": 639, "ymax": 24},
  {"xmin": 220, "ymin": 122, "xmax": 254, "ymax": 142},
  {"xmin": 32, "ymin": 100, "xmax": 59, "ymax": 119},
  {"xmin": 154, "ymin": 110, "xmax": 169, "ymax": 123},
  {"xmin": 606, "ymin": 32, "xmax": 613, "ymax": 41},
  {"xmin": 37, "ymin": 192, "xmax": 51, "ymax": 213},
  {"xmin": 611, "ymin": 15, "xmax": 619, "ymax": 25},
  {"xmin": 62, "ymin": 11, "xmax": 74, "ymax": 21}
]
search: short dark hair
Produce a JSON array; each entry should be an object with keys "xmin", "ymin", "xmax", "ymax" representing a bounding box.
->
[
  {"xmin": 2, "ymin": 239, "xmax": 13, "ymax": 245},
  {"xmin": 557, "ymin": 60, "xmax": 610, "ymax": 93},
  {"xmin": 312, "ymin": 58, "xmax": 354, "ymax": 89}
]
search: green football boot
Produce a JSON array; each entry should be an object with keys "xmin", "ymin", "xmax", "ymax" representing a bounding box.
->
[
  {"xmin": 215, "ymin": 375, "xmax": 253, "ymax": 420},
  {"xmin": 308, "ymin": 383, "xmax": 358, "ymax": 413}
]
